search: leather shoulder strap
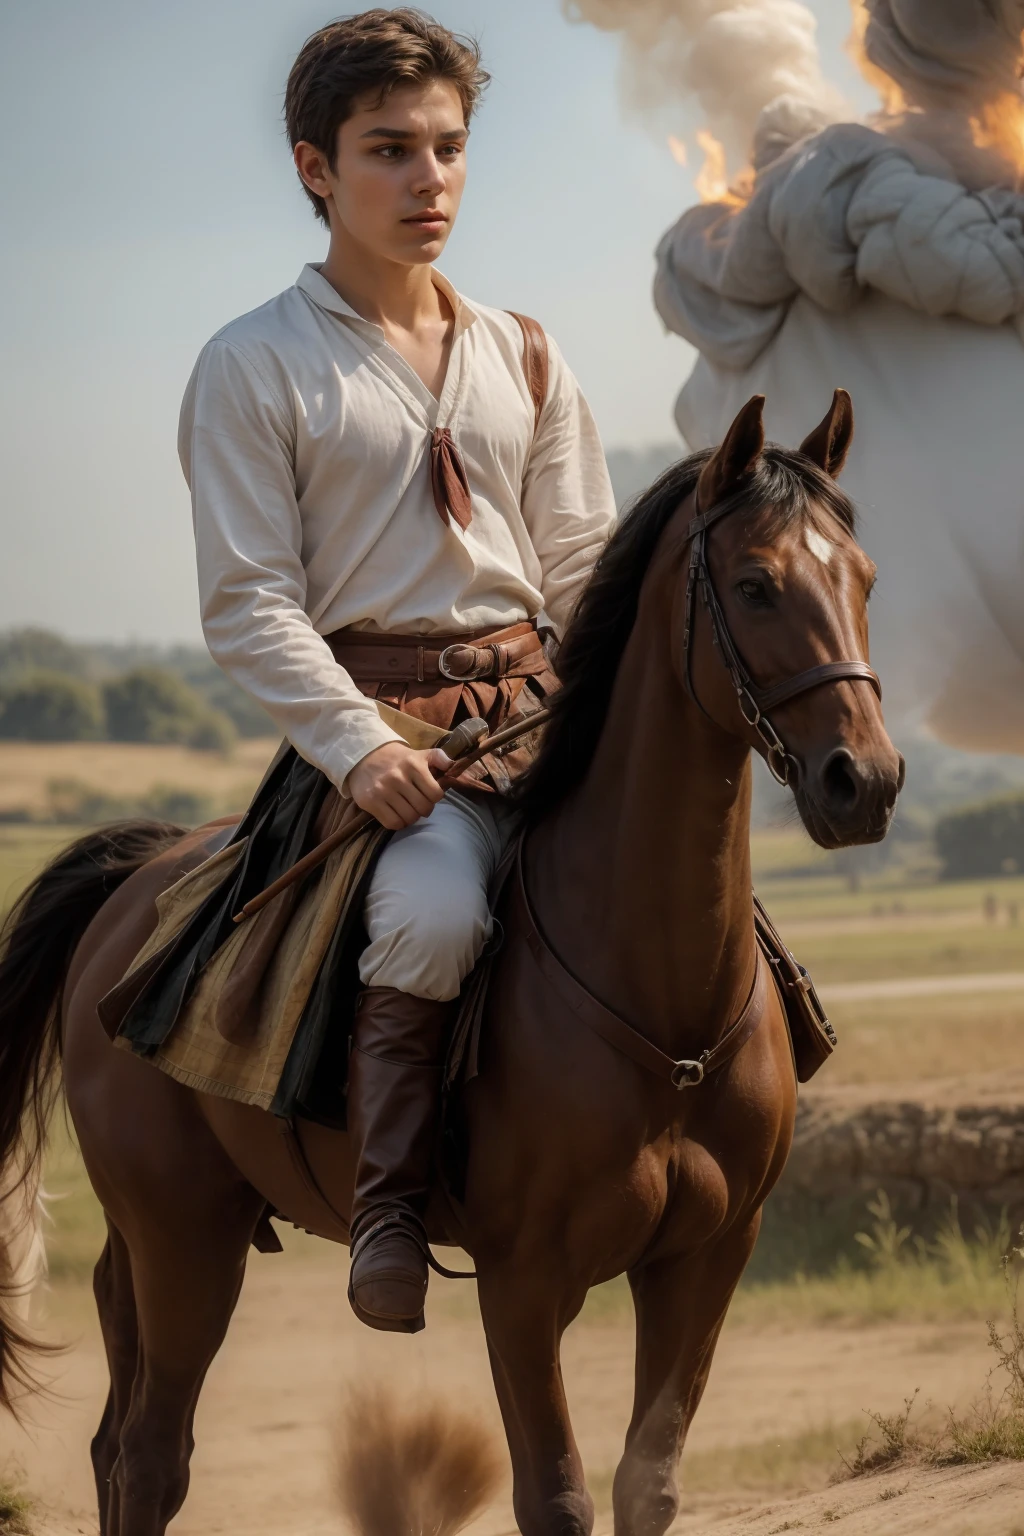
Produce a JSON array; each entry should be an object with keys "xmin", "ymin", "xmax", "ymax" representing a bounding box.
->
[{"xmin": 507, "ymin": 311, "xmax": 550, "ymax": 432}]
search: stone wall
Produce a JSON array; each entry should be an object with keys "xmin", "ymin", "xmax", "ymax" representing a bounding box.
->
[{"xmin": 783, "ymin": 1078, "xmax": 1024, "ymax": 1220}]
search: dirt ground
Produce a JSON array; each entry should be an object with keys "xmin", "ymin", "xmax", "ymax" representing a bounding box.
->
[{"xmin": 3, "ymin": 1248, "xmax": 1020, "ymax": 1536}]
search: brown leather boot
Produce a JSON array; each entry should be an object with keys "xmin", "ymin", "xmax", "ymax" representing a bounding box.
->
[{"xmin": 346, "ymin": 986, "xmax": 455, "ymax": 1334}]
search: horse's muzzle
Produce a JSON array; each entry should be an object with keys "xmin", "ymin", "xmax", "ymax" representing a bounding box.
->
[{"xmin": 798, "ymin": 746, "xmax": 905, "ymax": 849}]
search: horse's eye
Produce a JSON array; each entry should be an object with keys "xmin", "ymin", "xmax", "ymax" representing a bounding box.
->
[{"xmin": 738, "ymin": 578, "xmax": 770, "ymax": 607}]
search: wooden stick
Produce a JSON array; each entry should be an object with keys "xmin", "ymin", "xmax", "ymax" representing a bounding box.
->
[{"xmin": 231, "ymin": 708, "xmax": 551, "ymax": 924}]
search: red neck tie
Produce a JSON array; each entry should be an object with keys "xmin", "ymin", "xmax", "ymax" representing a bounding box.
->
[{"xmin": 430, "ymin": 427, "xmax": 472, "ymax": 531}]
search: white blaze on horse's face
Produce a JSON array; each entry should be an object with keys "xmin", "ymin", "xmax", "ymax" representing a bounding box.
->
[{"xmin": 803, "ymin": 525, "xmax": 834, "ymax": 567}]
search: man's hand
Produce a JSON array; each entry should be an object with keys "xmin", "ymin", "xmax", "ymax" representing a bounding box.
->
[{"xmin": 346, "ymin": 741, "xmax": 452, "ymax": 830}]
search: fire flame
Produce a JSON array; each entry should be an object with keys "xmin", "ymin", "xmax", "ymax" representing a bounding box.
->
[
  {"xmin": 667, "ymin": 128, "xmax": 753, "ymax": 207},
  {"xmin": 970, "ymin": 91, "xmax": 1024, "ymax": 187},
  {"xmin": 695, "ymin": 129, "xmax": 729, "ymax": 203}
]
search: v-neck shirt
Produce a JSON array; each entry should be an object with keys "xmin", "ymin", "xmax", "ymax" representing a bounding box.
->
[{"xmin": 178, "ymin": 263, "xmax": 616, "ymax": 792}]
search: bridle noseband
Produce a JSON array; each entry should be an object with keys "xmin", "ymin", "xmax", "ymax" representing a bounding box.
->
[{"xmin": 680, "ymin": 490, "xmax": 882, "ymax": 786}]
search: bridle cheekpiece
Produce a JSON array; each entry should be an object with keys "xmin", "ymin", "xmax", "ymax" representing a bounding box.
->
[{"xmin": 680, "ymin": 488, "xmax": 882, "ymax": 786}]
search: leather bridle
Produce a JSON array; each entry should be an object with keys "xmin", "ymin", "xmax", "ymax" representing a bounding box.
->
[{"xmin": 680, "ymin": 490, "xmax": 882, "ymax": 787}]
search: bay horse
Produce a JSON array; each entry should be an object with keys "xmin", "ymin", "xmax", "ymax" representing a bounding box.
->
[{"xmin": 0, "ymin": 394, "xmax": 902, "ymax": 1536}]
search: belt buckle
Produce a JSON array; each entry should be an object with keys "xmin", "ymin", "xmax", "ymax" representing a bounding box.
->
[{"xmin": 438, "ymin": 643, "xmax": 492, "ymax": 682}]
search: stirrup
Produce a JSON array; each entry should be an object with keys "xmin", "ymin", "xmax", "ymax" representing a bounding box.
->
[{"xmin": 350, "ymin": 1209, "xmax": 477, "ymax": 1281}]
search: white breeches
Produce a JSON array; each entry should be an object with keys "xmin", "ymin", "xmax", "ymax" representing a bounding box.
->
[{"xmin": 358, "ymin": 791, "xmax": 516, "ymax": 1002}]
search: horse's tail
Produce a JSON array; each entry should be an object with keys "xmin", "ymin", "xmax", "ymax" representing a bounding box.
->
[
  {"xmin": 0, "ymin": 819, "xmax": 184, "ymax": 1411},
  {"xmin": 334, "ymin": 1382, "xmax": 503, "ymax": 1536}
]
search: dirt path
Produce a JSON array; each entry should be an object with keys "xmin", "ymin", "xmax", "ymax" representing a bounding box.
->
[
  {"xmin": 822, "ymin": 970, "xmax": 1024, "ymax": 1003},
  {"xmin": 674, "ymin": 1463, "xmax": 1024, "ymax": 1534},
  {"xmin": 1, "ymin": 1249, "xmax": 1016, "ymax": 1535}
]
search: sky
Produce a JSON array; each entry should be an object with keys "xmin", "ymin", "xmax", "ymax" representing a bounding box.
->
[{"xmin": 0, "ymin": 0, "xmax": 874, "ymax": 643}]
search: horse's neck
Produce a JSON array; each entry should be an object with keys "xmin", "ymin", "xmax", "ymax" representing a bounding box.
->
[{"xmin": 528, "ymin": 568, "xmax": 756, "ymax": 1056}]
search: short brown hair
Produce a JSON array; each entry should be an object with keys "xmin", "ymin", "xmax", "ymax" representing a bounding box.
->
[{"xmin": 285, "ymin": 9, "xmax": 489, "ymax": 225}]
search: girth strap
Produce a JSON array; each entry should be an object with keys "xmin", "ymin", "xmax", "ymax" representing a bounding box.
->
[{"xmin": 516, "ymin": 837, "xmax": 766, "ymax": 1088}]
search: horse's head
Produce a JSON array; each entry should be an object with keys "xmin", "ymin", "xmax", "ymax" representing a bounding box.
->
[{"xmin": 679, "ymin": 392, "xmax": 903, "ymax": 848}]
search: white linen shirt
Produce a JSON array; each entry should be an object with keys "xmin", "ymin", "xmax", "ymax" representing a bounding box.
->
[{"xmin": 179, "ymin": 264, "xmax": 616, "ymax": 792}]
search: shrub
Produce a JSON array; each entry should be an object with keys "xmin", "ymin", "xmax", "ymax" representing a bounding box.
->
[
  {"xmin": 186, "ymin": 711, "xmax": 236, "ymax": 753},
  {"xmin": 935, "ymin": 794, "xmax": 1024, "ymax": 879},
  {"xmin": 0, "ymin": 671, "xmax": 104, "ymax": 741},
  {"xmin": 102, "ymin": 667, "xmax": 235, "ymax": 751},
  {"xmin": 46, "ymin": 778, "xmax": 216, "ymax": 828}
]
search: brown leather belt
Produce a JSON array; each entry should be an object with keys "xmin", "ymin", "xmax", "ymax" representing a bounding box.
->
[{"xmin": 324, "ymin": 621, "xmax": 543, "ymax": 685}]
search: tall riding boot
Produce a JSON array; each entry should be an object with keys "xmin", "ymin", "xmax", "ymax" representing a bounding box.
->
[{"xmin": 346, "ymin": 985, "xmax": 455, "ymax": 1333}]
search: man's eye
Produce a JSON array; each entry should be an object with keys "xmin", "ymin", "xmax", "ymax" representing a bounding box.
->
[
  {"xmin": 378, "ymin": 145, "xmax": 405, "ymax": 159},
  {"xmin": 738, "ymin": 578, "xmax": 770, "ymax": 606}
]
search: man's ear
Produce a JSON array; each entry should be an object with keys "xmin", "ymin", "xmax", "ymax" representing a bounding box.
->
[
  {"xmin": 697, "ymin": 395, "xmax": 766, "ymax": 509},
  {"xmin": 799, "ymin": 389, "xmax": 854, "ymax": 478}
]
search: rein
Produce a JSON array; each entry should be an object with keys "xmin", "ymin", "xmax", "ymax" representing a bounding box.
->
[{"xmin": 681, "ymin": 492, "xmax": 881, "ymax": 785}]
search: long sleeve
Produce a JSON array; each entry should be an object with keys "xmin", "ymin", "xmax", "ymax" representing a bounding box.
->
[
  {"xmin": 519, "ymin": 338, "xmax": 617, "ymax": 636},
  {"xmin": 179, "ymin": 339, "xmax": 402, "ymax": 792}
]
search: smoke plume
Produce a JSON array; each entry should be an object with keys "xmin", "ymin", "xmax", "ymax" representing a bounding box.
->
[
  {"xmin": 562, "ymin": 1, "xmax": 848, "ymax": 176},
  {"xmin": 567, "ymin": 1, "xmax": 1024, "ymax": 188}
]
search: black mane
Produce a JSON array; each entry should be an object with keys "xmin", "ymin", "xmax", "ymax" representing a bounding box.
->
[{"xmin": 514, "ymin": 444, "xmax": 856, "ymax": 824}]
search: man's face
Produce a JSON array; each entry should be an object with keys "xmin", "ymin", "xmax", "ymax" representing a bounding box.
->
[{"xmin": 296, "ymin": 78, "xmax": 468, "ymax": 265}]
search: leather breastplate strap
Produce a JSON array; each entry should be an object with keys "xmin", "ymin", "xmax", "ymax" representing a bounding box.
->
[
  {"xmin": 515, "ymin": 836, "xmax": 766, "ymax": 1089},
  {"xmin": 325, "ymin": 622, "xmax": 544, "ymax": 685}
]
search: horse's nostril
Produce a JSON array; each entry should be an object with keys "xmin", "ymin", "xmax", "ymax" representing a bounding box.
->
[
  {"xmin": 897, "ymin": 753, "xmax": 907, "ymax": 793},
  {"xmin": 822, "ymin": 748, "xmax": 859, "ymax": 812}
]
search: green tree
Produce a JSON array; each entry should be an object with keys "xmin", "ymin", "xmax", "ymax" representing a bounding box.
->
[
  {"xmin": 0, "ymin": 628, "xmax": 87, "ymax": 685},
  {"xmin": 935, "ymin": 795, "xmax": 1024, "ymax": 879},
  {"xmin": 102, "ymin": 667, "xmax": 236, "ymax": 752},
  {"xmin": 0, "ymin": 672, "xmax": 104, "ymax": 741}
]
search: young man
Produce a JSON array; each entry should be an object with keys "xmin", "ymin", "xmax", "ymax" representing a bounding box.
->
[{"xmin": 179, "ymin": 9, "xmax": 616, "ymax": 1333}]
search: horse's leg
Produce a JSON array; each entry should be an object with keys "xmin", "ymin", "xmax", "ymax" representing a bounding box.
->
[
  {"xmin": 91, "ymin": 1221, "xmax": 139, "ymax": 1536},
  {"xmin": 112, "ymin": 1199, "xmax": 258, "ymax": 1536},
  {"xmin": 612, "ymin": 1216, "xmax": 761, "ymax": 1536},
  {"xmin": 477, "ymin": 1264, "xmax": 593, "ymax": 1536}
]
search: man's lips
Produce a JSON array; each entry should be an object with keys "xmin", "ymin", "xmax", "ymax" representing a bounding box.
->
[{"xmin": 403, "ymin": 211, "xmax": 447, "ymax": 229}]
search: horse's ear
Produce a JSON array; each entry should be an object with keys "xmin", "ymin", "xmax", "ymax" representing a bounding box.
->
[
  {"xmin": 697, "ymin": 395, "xmax": 766, "ymax": 509},
  {"xmin": 799, "ymin": 389, "xmax": 854, "ymax": 478}
]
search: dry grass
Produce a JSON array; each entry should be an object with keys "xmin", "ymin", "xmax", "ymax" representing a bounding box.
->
[
  {"xmin": 840, "ymin": 1241, "xmax": 1024, "ymax": 1478},
  {"xmin": 0, "ymin": 1480, "xmax": 32, "ymax": 1534},
  {"xmin": 0, "ymin": 737, "xmax": 276, "ymax": 818},
  {"xmin": 823, "ymin": 989, "xmax": 1024, "ymax": 1084},
  {"xmin": 334, "ymin": 1382, "xmax": 503, "ymax": 1536}
]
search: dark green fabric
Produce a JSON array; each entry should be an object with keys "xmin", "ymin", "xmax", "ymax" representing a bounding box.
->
[{"xmin": 116, "ymin": 749, "xmax": 332, "ymax": 1058}]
